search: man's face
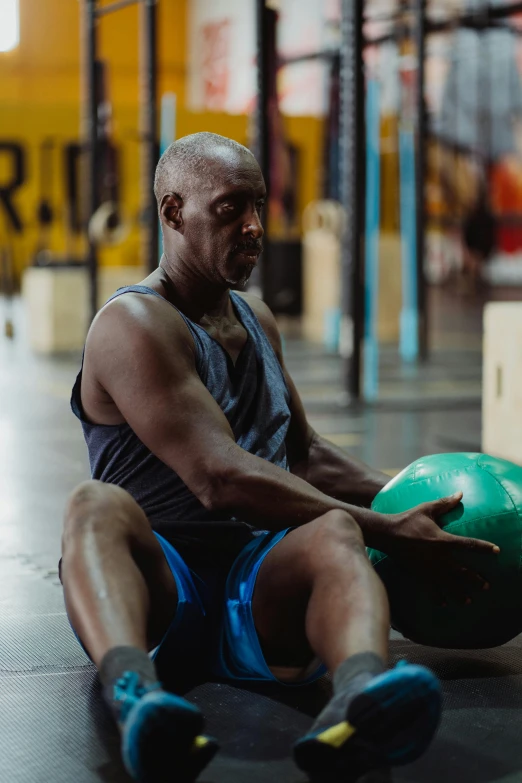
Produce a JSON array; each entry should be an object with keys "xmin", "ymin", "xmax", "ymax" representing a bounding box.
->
[{"xmin": 179, "ymin": 152, "xmax": 266, "ymax": 288}]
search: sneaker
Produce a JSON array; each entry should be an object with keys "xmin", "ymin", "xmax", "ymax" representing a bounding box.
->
[
  {"xmin": 110, "ymin": 671, "xmax": 218, "ymax": 782},
  {"xmin": 293, "ymin": 660, "xmax": 442, "ymax": 782}
]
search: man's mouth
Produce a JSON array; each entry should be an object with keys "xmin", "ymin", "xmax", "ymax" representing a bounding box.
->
[{"xmin": 232, "ymin": 244, "xmax": 262, "ymax": 261}]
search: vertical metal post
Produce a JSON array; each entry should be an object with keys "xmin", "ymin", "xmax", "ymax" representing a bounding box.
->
[
  {"xmin": 140, "ymin": 0, "xmax": 159, "ymax": 272},
  {"xmin": 415, "ymin": 0, "xmax": 428, "ymax": 359},
  {"xmin": 255, "ymin": 0, "xmax": 270, "ymax": 195},
  {"xmin": 83, "ymin": 0, "xmax": 99, "ymax": 323},
  {"xmin": 339, "ymin": 0, "xmax": 365, "ymax": 401},
  {"xmin": 254, "ymin": 0, "xmax": 271, "ymax": 300}
]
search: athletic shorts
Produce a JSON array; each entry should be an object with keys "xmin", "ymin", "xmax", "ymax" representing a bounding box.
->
[{"xmin": 64, "ymin": 528, "xmax": 326, "ymax": 686}]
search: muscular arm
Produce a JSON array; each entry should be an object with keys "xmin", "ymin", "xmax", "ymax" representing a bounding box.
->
[
  {"xmin": 86, "ymin": 294, "xmax": 387, "ymax": 540},
  {"xmin": 241, "ymin": 294, "xmax": 389, "ymax": 508},
  {"xmin": 281, "ymin": 370, "xmax": 388, "ymax": 507},
  {"xmin": 290, "ymin": 432, "xmax": 389, "ymax": 508},
  {"xmin": 235, "ymin": 297, "xmax": 499, "ymax": 574}
]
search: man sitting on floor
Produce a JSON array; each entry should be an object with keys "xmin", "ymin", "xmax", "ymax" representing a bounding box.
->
[{"xmin": 60, "ymin": 133, "xmax": 497, "ymax": 783}]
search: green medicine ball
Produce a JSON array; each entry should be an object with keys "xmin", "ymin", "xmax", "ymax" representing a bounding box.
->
[{"xmin": 367, "ymin": 453, "xmax": 522, "ymax": 649}]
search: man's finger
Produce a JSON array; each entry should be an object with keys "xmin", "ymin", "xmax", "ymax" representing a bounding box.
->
[
  {"xmin": 411, "ymin": 560, "xmax": 475, "ymax": 606},
  {"xmin": 429, "ymin": 491, "xmax": 464, "ymax": 516},
  {"xmin": 450, "ymin": 564, "xmax": 490, "ymax": 591},
  {"xmin": 440, "ymin": 530, "xmax": 500, "ymax": 554},
  {"xmin": 414, "ymin": 492, "xmax": 462, "ymax": 519}
]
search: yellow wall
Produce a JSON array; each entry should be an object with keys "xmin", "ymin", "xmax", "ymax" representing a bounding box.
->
[
  {"xmin": 0, "ymin": 0, "xmax": 187, "ymax": 107},
  {"xmin": 0, "ymin": 0, "xmax": 324, "ymax": 281},
  {"xmin": 0, "ymin": 0, "xmax": 188, "ymax": 276}
]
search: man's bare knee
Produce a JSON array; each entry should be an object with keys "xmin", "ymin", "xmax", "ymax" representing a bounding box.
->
[
  {"xmin": 307, "ymin": 509, "xmax": 365, "ymax": 558},
  {"xmin": 63, "ymin": 480, "xmax": 147, "ymax": 550}
]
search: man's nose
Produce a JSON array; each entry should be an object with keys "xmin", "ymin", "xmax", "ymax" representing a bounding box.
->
[{"xmin": 242, "ymin": 207, "xmax": 264, "ymax": 238}]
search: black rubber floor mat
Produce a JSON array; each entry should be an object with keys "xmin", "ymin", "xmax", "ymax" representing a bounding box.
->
[
  {"xmin": 389, "ymin": 635, "xmax": 522, "ymax": 680},
  {"xmin": 4, "ymin": 574, "xmax": 522, "ymax": 782},
  {"xmin": 0, "ymin": 669, "xmax": 123, "ymax": 783},
  {"xmin": 0, "ymin": 669, "xmax": 384, "ymax": 783},
  {"xmin": 3, "ymin": 555, "xmax": 522, "ymax": 782},
  {"xmin": 0, "ymin": 614, "xmax": 90, "ymax": 671},
  {"xmin": 387, "ymin": 637, "xmax": 522, "ymax": 782},
  {"xmin": 0, "ymin": 555, "xmax": 64, "ymax": 614},
  {"xmin": 8, "ymin": 655, "xmax": 522, "ymax": 783}
]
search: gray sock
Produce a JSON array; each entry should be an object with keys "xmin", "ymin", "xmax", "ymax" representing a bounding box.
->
[
  {"xmin": 99, "ymin": 645, "xmax": 159, "ymax": 691},
  {"xmin": 333, "ymin": 652, "xmax": 385, "ymax": 694},
  {"xmin": 309, "ymin": 652, "xmax": 386, "ymax": 735}
]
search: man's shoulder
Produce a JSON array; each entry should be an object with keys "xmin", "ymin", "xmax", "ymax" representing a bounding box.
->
[
  {"xmin": 92, "ymin": 289, "xmax": 189, "ymax": 339},
  {"xmin": 85, "ymin": 289, "xmax": 195, "ymax": 370},
  {"xmin": 235, "ymin": 290, "xmax": 275, "ymax": 325},
  {"xmin": 235, "ymin": 291, "xmax": 282, "ymax": 355}
]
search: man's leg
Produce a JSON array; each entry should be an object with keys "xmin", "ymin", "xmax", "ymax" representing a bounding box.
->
[
  {"xmin": 253, "ymin": 510, "xmax": 441, "ymax": 780},
  {"xmin": 61, "ymin": 480, "xmax": 217, "ymax": 783},
  {"xmin": 253, "ymin": 509, "xmax": 389, "ymax": 672},
  {"xmin": 61, "ymin": 480, "xmax": 178, "ymax": 663}
]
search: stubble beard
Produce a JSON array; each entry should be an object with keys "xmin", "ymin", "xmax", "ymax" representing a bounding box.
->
[{"xmin": 225, "ymin": 264, "xmax": 256, "ymax": 290}]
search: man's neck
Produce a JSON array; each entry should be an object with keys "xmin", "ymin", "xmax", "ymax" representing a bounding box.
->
[{"xmin": 154, "ymin": 255, "xmax": 232, "ymax": 323}]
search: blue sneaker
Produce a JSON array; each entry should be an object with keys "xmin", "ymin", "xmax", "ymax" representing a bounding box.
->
[
  {"xmin": 293, "ymin": 661, "xmax": 441, "ymax": 782},
  {"xmin": 111, "ymin": 671, "xmax": 218, "ymax": 782}
]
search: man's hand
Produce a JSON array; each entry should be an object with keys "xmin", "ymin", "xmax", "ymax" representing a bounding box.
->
[{"xmin": 371, "ymin": 492, "xmax": 500, "ymax": 604}]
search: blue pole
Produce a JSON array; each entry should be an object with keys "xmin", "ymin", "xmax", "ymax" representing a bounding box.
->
[
  {"xmin": 363, "ymin": 78, "xmax": 381, "ymax": 401},
  {"xmin": 158, "ymin": 93, "xmax": 176, "ymax": 263},
  {"xmin": 399, "ymin": 127, "xmax": 419, "ymax": 362}
]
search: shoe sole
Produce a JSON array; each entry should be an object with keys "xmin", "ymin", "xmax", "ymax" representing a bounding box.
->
[
  {"xmin": 294, "ymin": 664, "xmax": 441, "ymax": 783},
  {"xmin": 122, "ymin": 691, "xmax": 218, "ymax": 783}
]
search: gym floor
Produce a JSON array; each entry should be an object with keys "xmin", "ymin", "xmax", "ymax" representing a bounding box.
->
[{"xmin": 2, "ymin": 286, "xmax": 522, "ymax": 783}]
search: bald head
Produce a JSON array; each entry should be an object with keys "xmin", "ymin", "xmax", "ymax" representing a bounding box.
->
[
  {"xmin": 156, "ymin": 132, "xmax": 265, "ymax": 289},
  {"xmin": 154, "ymin": 132, "xmax": 257, "ymax": 206}
]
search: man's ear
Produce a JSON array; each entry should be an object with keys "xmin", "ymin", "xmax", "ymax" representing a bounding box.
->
[{"xmin": 160, "ymin": 193, "xmax": 183, "ymax": 231}]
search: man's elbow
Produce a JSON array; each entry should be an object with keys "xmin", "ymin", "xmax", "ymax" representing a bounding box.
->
[
  {"xmin": 196, "ymin": 463, "xmax": 244, "ymax": 513},
  {"xmin": 198, "ymin": 479, "xmax": 224, "ymax": 513}
]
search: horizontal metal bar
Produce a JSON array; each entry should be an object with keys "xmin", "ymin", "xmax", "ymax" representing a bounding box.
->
[
  {"xmin": 364, "ymin": 0, "xmax": 522, "ymax": 26},
  {"xmin": 429, "ymin": 213, "xmax": 522, "ymax": 229},
  {"xmin": 95, "ymin": 0, "xmax": 141, "ymax": 18},
  {"xmin": 367, "ymin": 16, "xmax": 522, "ymax": 47},
  {"xmin": 488, "ymin": 1, "xmax": 522, "ymax": 20},
  {"xmin": 364, "ymin": 1, "xmax": 522, "ymax": 47},
  {"xmin": 279, "ymin": 48, "xmax": 339, "ymax": 67},
  {"xmin": 279, "ymin": 3, "xmax": 522, "ymax": 63},
  {"xmin": 427, "ymin": 1, "xmax": 522, "ymax": 34}
]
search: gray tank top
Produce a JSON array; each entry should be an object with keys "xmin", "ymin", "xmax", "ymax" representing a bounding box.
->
[{"xmin": 71, "ymin": 285, "xmax": 292, "ymax": 563}]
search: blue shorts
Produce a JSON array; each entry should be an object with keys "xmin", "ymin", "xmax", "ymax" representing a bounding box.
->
[
  {"xmin": 64, "ymin": 528, "xmax": 325, "ymax": 686},
  {"xmin": 151, "ymin": 529, "xmax": 326, "ymax": 685}
]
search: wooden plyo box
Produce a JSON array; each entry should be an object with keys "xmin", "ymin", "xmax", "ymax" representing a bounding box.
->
[
  {"xmin": 23, "ymin": 265, "xmax": 147, "ymax": 354},
  {"xmin": 302, "ymin": 225, "xmax": 402, "ymax": 346},
  {"xmin": 482, "ymin": 302, "xmax": 522, "ymax": 465}
]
